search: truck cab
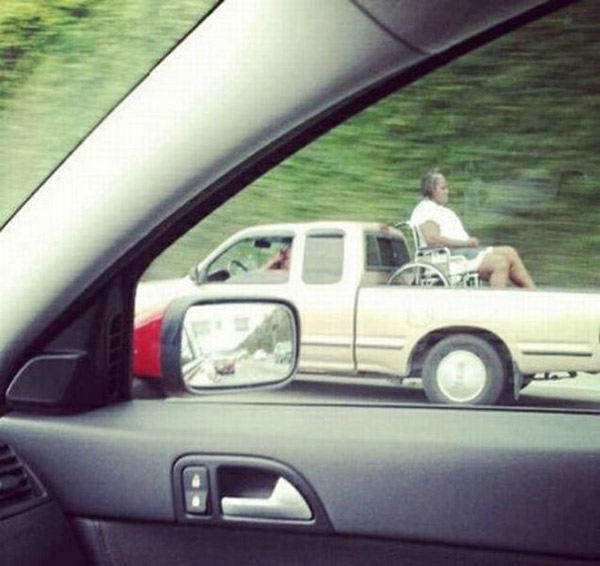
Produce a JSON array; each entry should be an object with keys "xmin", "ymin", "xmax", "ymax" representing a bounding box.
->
[
  {"xmin": 190, "ymin": 221, "xmax": 409, "ymax": 375},
  {"xmin": 135, "ymin": 220, "xmax": 600, "ymax": 405}
]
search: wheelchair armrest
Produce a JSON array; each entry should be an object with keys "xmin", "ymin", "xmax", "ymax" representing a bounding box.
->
[
  {"xmin": 418, "ymin": 245, "xmax": 446, "ymax": 252},
  {"xmin": 417, "ymin": 245, "xmax": 452, "ymax": 258}
]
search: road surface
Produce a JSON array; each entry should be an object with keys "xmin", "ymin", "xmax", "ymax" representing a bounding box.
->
[{"xmin": 187, "ymin": 371, "xmax": 600, "ymax": 410}]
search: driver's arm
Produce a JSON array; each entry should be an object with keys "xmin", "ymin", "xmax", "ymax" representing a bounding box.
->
[{"xmin": 262, "ymin": 250, "xmax": 283, "ymax": 270}]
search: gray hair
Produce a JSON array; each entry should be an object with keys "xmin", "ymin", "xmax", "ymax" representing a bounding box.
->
[{"xmin": 420, "ymin": 168, "xmax": 444, "ymax": 198}]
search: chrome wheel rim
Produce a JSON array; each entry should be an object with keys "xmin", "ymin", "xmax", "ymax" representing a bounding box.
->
[{"xmin": 436, "ymin": 350, "xmax": 487, "ymax": 403}]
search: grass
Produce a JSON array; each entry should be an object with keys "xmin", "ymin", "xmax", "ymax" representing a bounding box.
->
[
  {"xmin": 145, "ymin": 2, "xmax": 600, "ymax": 289},
  {"xmin": 0, "ymin": 0, "xmax": 217, "ymax": 222},
  {"xmin": 1, "ymin": 1, "xmax": 599, "ymax": 289}
]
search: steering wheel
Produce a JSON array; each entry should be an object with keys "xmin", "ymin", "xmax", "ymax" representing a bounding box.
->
[{"xmin": 228, "ymin": 259, "xmax": 248, "ymax": 274}]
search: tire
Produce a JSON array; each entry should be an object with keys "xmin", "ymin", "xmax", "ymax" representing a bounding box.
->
[
  {"xmin": 421, "ymin": 334, "xmax": 507, "ymax": 405},
  {"xmin": 388, "ymin": 262, "xmax": 449, "ymax": 287}
]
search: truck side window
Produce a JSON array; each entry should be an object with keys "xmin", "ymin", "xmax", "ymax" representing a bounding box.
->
[
  {"xmin": 206, "ymin": 236, "xmax": 293, "ymax": 283},
  {"xmin": 303, "ymin": 233, "xmax": 344, "ymax": 284}
]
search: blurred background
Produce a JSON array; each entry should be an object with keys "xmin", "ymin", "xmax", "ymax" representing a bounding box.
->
[{"xmin": 1, "ymin": 0, "xmax": 598, "ymax": 288}]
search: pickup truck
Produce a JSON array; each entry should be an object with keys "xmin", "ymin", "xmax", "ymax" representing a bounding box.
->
[{"xmin": 135, "ymin": 221, "xmax": 600, "ymax": 405}]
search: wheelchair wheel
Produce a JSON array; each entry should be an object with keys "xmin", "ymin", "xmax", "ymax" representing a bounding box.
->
[
  {"xmin": 388, "ymin": 262, "xmax": 449, "ymax": 286},
  {"xmin": 421, "ymin": 334, "xmax": 507, "ymax": 405}
]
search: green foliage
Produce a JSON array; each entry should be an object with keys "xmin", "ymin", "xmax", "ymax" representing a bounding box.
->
[
  {"xmin": 1, "ymin": 1, "xmax": 598, "ymax": 290},
  {"xmin": 0, "ymin": 0, "xmax": 216, "ymax": 223},
  {"xmin": 146, "ymin": 1, "xmax": 599, "ymax": 289},
  {"xmin": 241, "ymin": 307, "xmax": 293, "ymax": 356},
  {"xmin": 1, "ymin": 1, "xmax": 94, "ymax": 105}
]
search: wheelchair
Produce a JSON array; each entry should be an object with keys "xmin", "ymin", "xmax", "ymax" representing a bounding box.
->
[{"xmin": 388, "ymin": 221, "xmax": 481, "ymax": 287}]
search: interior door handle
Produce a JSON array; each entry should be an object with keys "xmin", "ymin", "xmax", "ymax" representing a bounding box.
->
[{"xmin": 221, "ymin": 477, "xmax": 312, "ymax": 520}]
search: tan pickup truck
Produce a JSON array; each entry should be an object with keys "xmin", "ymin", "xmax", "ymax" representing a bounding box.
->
[{"xmin": 137, "ymin": 221, "xmax": 600, "ymax": 405}]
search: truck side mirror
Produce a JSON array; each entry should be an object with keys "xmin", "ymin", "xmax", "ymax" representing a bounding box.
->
[{"xmin": 188, "ymin": 264, "xmax": 201, "ymax": 283}]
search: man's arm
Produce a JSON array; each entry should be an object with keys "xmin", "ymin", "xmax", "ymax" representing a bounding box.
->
[
  {"xmin": 262, "ymin": 249, "xmax": 286, "ymax": 270},
  {"xmin": 419, "ymin": 220, "xmax": 479, "ymax": 248}
]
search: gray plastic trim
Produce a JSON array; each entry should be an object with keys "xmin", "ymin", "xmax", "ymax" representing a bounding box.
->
[{"xmin": 1, "ymin": 402, "xmax": 599, "ymax": 559}]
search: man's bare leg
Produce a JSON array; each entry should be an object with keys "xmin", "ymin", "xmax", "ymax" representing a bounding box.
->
[
  {"xmin": 478, "ymin": 252, "xmax": 510, "ymax": 287},
  {"xmin": 493, "ymin": 246, "xmax": 535, "ymax": 289}
]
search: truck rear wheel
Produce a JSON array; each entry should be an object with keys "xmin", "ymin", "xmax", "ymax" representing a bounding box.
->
[
  {"xmin": 422, "ymin": 334, "xmax": 507, "ymax": 405},
  {"xmin": 388, "ymin": 262, "xmax": 449, "ymax": 286}
]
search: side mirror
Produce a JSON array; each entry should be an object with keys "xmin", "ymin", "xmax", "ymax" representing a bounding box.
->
[
  {"xmin": 135, "ymin": 297, "xmax": 299, "ymax": 394},
  {"xmin": 188, "ymin": 264, "xmax": 200, "ymax": 283}
]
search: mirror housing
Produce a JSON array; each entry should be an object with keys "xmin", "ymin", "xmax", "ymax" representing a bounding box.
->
[
  {"xmin": 188, "ymin": 264, "xmax": 200, "ymax": 284},
  {"xmin": 139, "ymin": 296, "xmax": 299, "ymax": 395}
]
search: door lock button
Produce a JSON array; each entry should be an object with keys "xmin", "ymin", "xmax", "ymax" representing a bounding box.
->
[
  {"xmin": 182, "ymin": 466, "xmax": 209, "ymax": 514},
  {"xmin": 185, "ymin": 490, "xmax": 208, "ymax": 514}
]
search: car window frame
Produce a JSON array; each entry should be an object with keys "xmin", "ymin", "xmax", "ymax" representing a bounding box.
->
[{"xmin": 0, "ymin": 0, "xmax": 584, "ymax": 413}]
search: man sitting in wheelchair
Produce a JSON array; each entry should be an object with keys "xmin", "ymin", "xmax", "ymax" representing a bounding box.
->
[{"xmin": 408, "ymin": 168, "xmax": 535, "ymax": 289}]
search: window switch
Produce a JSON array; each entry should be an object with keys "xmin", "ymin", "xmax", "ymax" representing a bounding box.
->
[
  {"xmin": 184, "ymin": 490, "xmax": 208, "ymax": 514},
  {"xmin": 183, "ymin": 466, "xmax": 208, "ymax": 491},
  {"xmin": 182, "ymin": 466, "xmax": 209, "ymax": 515}
]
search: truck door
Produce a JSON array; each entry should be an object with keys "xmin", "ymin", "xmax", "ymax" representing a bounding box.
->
[{"xmin": 295, "ymin": 229, "xmax": 357, "ymax": 374}]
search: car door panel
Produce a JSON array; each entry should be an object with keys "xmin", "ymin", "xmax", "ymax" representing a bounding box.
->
[
  {"xmin": 72, "ymin": 520, "xmax": 591, "ymax": 566},
  {"xmin": 1, "ymin": 402, "xmax": 598, "ymax": 563},
  {"xmin": 0, "ymin": 487, "xmax": 87, "ymax": 565}
]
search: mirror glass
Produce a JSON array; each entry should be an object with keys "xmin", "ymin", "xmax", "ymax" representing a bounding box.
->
[{"xmin": 181, "ymin": 302, "xmax": 296, "ymax": 389}]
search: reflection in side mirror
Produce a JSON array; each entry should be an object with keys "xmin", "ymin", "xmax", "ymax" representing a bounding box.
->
[{"xmin": 180, "ymin": 302, "xmax": 297, "ymax": 390}]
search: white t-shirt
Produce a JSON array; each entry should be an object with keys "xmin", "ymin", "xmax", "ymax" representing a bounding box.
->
[{"xmin": 410, "ymin": 199, "xmax": 469, "ymax": 242}]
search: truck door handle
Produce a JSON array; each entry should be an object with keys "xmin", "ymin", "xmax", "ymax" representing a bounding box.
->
[{"xmin": 221, "ymin": 477, "xmax": 312, "ymax": 521}]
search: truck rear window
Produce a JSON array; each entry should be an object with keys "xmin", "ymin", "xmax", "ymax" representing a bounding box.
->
[{"xmin": 366, "ymin": 234, "xmax": 410, "ymax": 270}]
